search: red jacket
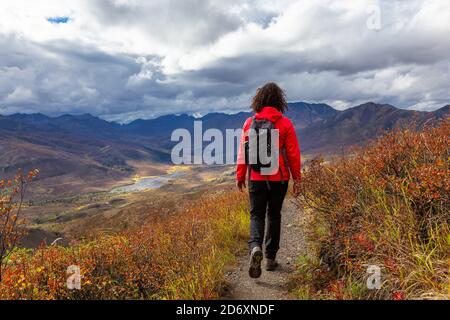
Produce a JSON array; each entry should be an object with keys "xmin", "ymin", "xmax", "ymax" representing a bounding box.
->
[{"xmin": 236, "ymin": 106, "xmax": 301, "ymax": 182}]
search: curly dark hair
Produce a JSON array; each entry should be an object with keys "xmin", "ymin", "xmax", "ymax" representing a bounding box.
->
[{"xmin": 251, "ymin": 82, "xmax": 288, "ymax": 113}]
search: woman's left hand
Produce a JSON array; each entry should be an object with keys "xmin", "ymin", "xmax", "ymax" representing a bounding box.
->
[{"xmin": 237, "ymin": 180, "xmax": 246, "ymax": 192}]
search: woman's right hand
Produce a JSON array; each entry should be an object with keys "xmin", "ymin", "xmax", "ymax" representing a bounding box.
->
[{"xmin": 292, "ymin": 180, "xmax": 301, "ymax": 196}]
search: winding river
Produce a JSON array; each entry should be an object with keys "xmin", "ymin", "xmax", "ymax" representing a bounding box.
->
[{"xmin": 110, "ymin": 171, "xmax": 185, "ymax": 194}]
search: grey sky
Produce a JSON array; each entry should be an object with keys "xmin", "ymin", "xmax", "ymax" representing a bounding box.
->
[{"xmin": 0, "ymin": 0, "xmax": 449, "ymax": 122}]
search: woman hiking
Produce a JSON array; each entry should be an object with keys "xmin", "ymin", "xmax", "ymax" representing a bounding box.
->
[{"xmin": 236, "ymin": 82, "xmax": 301, "ymax": 279}]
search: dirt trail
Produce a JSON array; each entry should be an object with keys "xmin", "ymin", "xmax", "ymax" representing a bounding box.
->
[{"xmin": 223, "ymin": 199, "xmax": 306, "ymax": 300}]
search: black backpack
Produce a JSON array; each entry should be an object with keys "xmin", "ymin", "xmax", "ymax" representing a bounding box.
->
[{"xmin": 244, "ymin": 117, "xmax": 277, "ymax": 173}]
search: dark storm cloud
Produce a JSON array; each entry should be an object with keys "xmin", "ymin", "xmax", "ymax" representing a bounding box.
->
[
  {"xmin": 0, "ymin": 34, "xmax": 141, "ymax": 116},
  {"xmin": 86, "ymin": 0, "xmax": 243, "ymax": 47}
]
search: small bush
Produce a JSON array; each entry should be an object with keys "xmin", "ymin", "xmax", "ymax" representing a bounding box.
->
[
  {"xmin": 0, "ymin": 169, "xmax": 38, "ymax": 282},
  {"xmin": 294, "ymin": 120, "xmax": 449, "ymax": 300}
]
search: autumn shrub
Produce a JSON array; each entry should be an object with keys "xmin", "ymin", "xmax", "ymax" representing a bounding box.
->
[
  {"xmin": 293, "ymin": 119, "xmax": 449, "ymax": 300},
  {"xmin": 0, "ymin": 190, "xmax": 249, "ymax": 300},
  {"xmin": 0, "ymin": 169, "xmax": 39, "ymax": 282}
]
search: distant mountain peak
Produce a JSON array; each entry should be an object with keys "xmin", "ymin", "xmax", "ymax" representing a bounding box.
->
[
  {"xmin": 289, "ymin": 101, "xmax": 336, "ymax": 111},
  {"xmin": 10, "ymin": 112, "xmax": 50, "ymax": 120},
  {"xmin": 57, "ymin": 113, "xmax": 99, "ymax": 120},
  {"xmin": 433, "ymin": 104, "xmax": 450, "ymax": 117},
  {"xmin": 353, "ymin": 102, "xmax": 397, "ymax": 110},
  {"xmin": 77, "ymin": 113, "xmax": 98, "ymax": 119}
]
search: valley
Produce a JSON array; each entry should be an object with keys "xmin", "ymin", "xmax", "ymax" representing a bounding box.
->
[{"xmin": 19, "ymin": 164, "xmax": 235, "ymax": 246}]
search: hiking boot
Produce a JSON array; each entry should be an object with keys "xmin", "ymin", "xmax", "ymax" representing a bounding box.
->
[
  {"xmin": 248, "ymin": 246, "xmax": 263, "ymax": 278},
  {"xmin": 265, "ymin": 258, "xmax": 278, "ymax": 271}
]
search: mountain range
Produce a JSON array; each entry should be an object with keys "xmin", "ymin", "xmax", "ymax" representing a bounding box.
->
[{"xmin": 0, "ymin": 102, "xmax": 448, "ymax": 197}]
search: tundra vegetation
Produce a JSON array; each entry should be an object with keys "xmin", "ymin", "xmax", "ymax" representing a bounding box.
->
[
  {"xmin": 0, "ymin": 190, "xmax": 248, "ymax": 299},
  {"xmin": 294, "ymin": 119, "xmax": 449, "ymax": 300},
  {"xmin": 0, "ymin": 169, "xmax": 39, "ymax": 282}
]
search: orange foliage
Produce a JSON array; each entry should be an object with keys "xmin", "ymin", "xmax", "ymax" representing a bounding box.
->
[
  {"xmin": 0, "ymin": 190, "xmax": 248, "ymax": 300},
  {"xmin": 0, "ymin": 169, "xmax": 39, "ymax": 282},
  {"xmin": 294, "ymin": 119, "xmax": 449, "ymax": 299}
]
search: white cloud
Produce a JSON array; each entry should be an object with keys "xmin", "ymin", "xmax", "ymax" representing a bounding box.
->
[
  {"xmin": 4, "ymin": 86, "xmax": 36, "ymax": 104},
  {"xmin": 0, "ymin": 0, "xmax": 449, "ymax": 120}
]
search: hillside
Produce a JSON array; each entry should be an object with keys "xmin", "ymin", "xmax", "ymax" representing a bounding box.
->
[
  {"xmin": 0, "ymin": 114, "xmax": 170, "ymax": 198},
  {"xmin": 0, "ymin": 189, "xmax": 250, "ymax": 300},
  {"xmin": 300, "ymin": 103, "xmax": 448, "ymax": 153},
  {"xmin": 294, "ymin": 119, "xmax": 449, "ymax": 299}
]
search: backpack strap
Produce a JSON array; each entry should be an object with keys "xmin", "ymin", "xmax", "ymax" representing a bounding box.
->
[
  {"xmin": 273, "ymin": 116, "xmax": 290, "ymax": 184},
  {"xmin": 246, "ymin": 116, "xmax": 255, "ymax": 185},
  {"xmin": 280, "ymin": 146, "xmax": 290, "ymax": 184}
]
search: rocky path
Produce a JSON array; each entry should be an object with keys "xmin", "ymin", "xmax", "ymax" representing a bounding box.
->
[{"xmin": 223, "ymin": 199, "xmax": 306, "ymax": 300}]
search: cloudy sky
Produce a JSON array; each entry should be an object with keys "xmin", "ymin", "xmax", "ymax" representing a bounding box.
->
[{"xmin": 0, "ymin": 0, "xmax": 449, "ymax": 122}]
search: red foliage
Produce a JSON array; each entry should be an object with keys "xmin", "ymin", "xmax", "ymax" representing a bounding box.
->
[
  {"xmin": 392, "ymin": 291, "xmax": 405, "ymax": 300},
  {"xmin": 295, "ymin": 119, "xmax": 449, "ymax": 299}
]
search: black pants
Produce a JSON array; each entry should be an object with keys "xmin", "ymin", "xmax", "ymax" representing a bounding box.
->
[{"xmin": 248, "ymin": 180, "xmax": 288, "ymax": 260}]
